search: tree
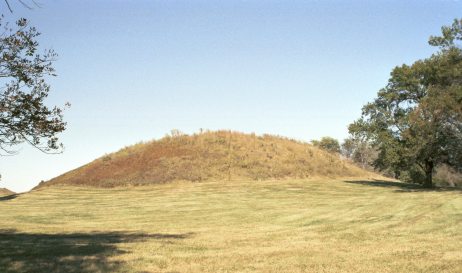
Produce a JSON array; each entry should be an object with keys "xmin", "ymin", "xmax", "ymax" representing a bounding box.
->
[
  {"xmin": 349, "ymin": 19, "xmax": 462, "ymax": 188},
  {"xmin": 0, "ymin": 17, "xmax": 67, "ymax": 155},
  {"xmin": 341, "ymin": 137, "xmax": 377, "ymax": 170},
  {"xmin": 311, "ymin": 136, "xmax": 340, "ymax": 154}
]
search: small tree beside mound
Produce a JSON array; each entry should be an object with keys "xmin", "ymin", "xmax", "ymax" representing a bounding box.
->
[{"xmin": 311, "ymin": 137, "xmax": 340, "ymax": 154}]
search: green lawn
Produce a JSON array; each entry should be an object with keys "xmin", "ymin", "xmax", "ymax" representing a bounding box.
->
[{"xmin": 0, "ymin": 179, "xmax": 461, "ymax": 272}]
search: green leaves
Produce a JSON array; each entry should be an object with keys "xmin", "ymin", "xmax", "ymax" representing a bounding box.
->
[
  {"xmin": 349, "ymin": 18, "xmax": 462, "ymax": 186},
  {"xmin": 429, "ymin": 19, "xmax": 462, "ymax": 49},
  {"xmin": 0, "ymin": 17, "xmax": 67, "ymax": 155},
  {"xmin": 311, "ymin": 137, "xmax": 340, "ymax": 154}
]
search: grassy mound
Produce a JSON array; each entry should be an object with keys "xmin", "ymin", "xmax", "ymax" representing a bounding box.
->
[
  {"xmin": 0, "ymin": 188, "xmax": 15, "ymax": 196},
  {"xmin": 40, "ymin": 131, "xmax": 374, "ymax": 188}
]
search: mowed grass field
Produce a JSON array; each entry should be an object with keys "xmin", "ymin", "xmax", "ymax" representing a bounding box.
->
[{"xmin": 0, "ymin": 179, "xmax": 461, "ymax": 273}]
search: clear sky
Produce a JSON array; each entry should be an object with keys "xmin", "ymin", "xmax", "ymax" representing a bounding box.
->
[{"xmin": 1, "ymin": 0, "xmax": 461, "ymax": 192}]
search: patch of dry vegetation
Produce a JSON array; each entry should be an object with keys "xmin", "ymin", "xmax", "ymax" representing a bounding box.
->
[
  {"xmin": 435, "ymin": 164, "xmax": 462, "ymax": 187},
  {"xmin": 40, "ymin": 131, "xmax": 374, "ymax": 188}
]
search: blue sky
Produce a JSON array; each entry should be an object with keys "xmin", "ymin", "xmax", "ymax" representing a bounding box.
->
[{"xmin": 1, "ymin": 0, "xmax": 461, "ymax": 192}]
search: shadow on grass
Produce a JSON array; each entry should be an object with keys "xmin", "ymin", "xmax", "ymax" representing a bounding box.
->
[
  {"xmin": 0, "ymin": 194, "xmax": 19, "ymax": 201},
  {"xmin": 0, "ymin": 230, "xmax": 193, "ymax": 273},
  {"xmin": 344, "ymin": 180, "xmax": 462, "ymax": 193}
]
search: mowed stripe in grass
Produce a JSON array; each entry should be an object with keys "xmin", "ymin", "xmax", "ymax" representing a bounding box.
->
[{"xmin": 0, "ymin": 179, "xmax": 461, "ymax": 273}]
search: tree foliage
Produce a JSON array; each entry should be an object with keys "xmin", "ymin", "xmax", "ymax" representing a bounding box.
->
[
  {"xmin": 349, "ymin": 19, "xmax": 462, "ymax": 187},
  {"xmin": 341, "ymin": 137, "xmax": 377, "ymax": 170},
  {"xmin": 0, "ymin": 16, "xmax": 67, "ymax": 155},
  {"xmin": 311, "ymin": 136, "xmax": 340, "ymax": 154}
]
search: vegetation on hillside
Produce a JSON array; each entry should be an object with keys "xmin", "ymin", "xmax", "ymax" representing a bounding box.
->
[
  {"xmin": 311, "ymin": 136, "xmax": 340, "ymax": 154},
  {"xmin": 39, "ymin": 130, "xmax": 373, "ymax": 188}
]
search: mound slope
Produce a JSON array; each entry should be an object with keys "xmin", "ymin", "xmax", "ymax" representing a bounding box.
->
[
  {"xmin": 39, "ymin": 131, "xmax": 374, "ymax": 188},
  {"xmin": 0, "ymin": 188, "xmax": 15, "ymax": 196}
]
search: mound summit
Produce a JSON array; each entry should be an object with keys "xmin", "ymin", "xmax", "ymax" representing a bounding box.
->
[{"xmin": 39, "ymin": 131, "xmax": 373, "ymax": 188}]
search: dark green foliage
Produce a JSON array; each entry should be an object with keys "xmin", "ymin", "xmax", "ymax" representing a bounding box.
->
[
  {"xmin": 349, "ymin": 19, "xmax": 462, "ymax": 187},
  {"xmin": 398, "ymin": 166, "xmax": 426, "ymax": 185},
  {"xmin": 311, "ymin": 136, "xmax": 340, "ymax": 154},
  {"xmin": 429, "ymin": 19, "xmax": 462, "ymax": 49},
  {"xmin": 0, "ymin": 17, "xmax": 67, "ymax": 155}
]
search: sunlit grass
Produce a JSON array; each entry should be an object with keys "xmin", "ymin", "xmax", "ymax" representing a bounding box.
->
[{"xmin": 0, "ymin": 179, "xmax": 461, "ymax": 272}]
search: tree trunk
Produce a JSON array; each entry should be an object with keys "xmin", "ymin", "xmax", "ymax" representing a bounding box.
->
[
  {"xmin": 394, "ymin": 170, "xmax": 400, "ymax": 180},
  {"xmin": 423, "ymin": 160, "xmax": 434, "ymax": 188}
]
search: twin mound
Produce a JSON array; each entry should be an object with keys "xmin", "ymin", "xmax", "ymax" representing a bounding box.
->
[{"xmin": 39, "ymin": 131, "xmax": 374, "ymax": 188}]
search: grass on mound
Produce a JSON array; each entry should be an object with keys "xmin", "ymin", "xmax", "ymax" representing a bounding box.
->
[
  {"xmin": 42, "ymin": 131, "xmax": 372, "ymax": 188},
  {"xmin": 0, "ymin": 188, "xmax": 15, "ymax": 196},
  {"xmin": 0, "ymin": 179, "xmax": 461, "ymax": 273}
]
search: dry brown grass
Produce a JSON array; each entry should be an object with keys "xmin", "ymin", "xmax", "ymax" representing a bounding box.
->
[
  {"xmin": 0, "ymin": 188, "xmax": 15, "ymax": 196},
  {"xmin": 435, "ymin": 164, "xmax": 462, "ymax": 187},
  {"xmin": 1, "ymin": 179, "xmax": 461, "ymax": 272},
  {"xmin": 40, "ymin": 131, "xmax": 374, "ymax": 188}
]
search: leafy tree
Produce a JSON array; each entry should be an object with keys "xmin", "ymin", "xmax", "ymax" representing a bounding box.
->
[
  {"xmin": 0, "ymin": 17, "xmax": 67, "ymax": 155},
  {"xmin": 340, "ymin": 138, "xmax": 355, "ymax": 159},
  {"xmin": 349, "ymin": 19, "xmax": 462, "ymax": 188},
  {"xmin": 311, "ymin": 136, "xmax": 340, "ymax": 154},
  {"xmin": 341, "ymin": 137, "xmax": 377, "ymax": 170}
]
